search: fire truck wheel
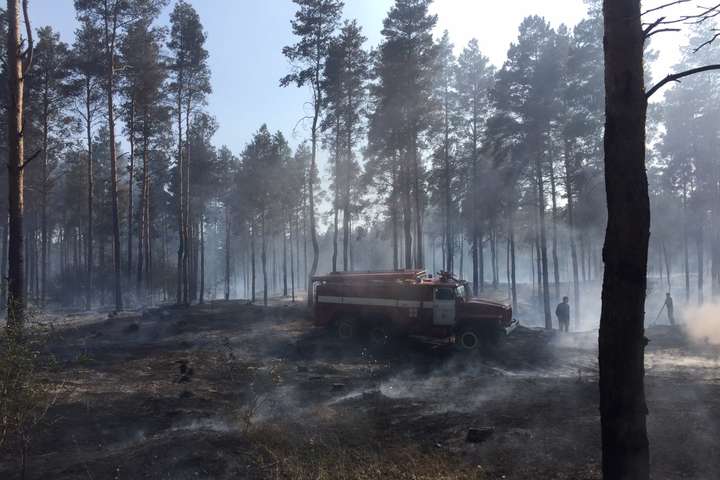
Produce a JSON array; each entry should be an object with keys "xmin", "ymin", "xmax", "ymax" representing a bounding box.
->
[
  {"xmin": 336, "ymin": 317, "xmax": 357, "ymax": 340},
  {"xmin": 457, "ymin": 328, "xmax": 481, "ymax": 350}
]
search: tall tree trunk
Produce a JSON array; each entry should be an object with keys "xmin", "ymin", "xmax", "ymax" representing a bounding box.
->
[
  {"xmin": 599, "ymin": 2, "xmax": 650, "ymax": 478},
  {"xmin": 549, "ymin": 155, "xmax": 560, "ymax": 301},
  {"xmin": 183, "ymin": 107, "xmax": 191, "ymax": 304},
  {"xmin": 6, "ymin": 0, "xmax": 30, "ymax": 329},
  {"xmin": 697, "ymin": 229, "xmax": 704, "ymax": 305},
  {"xmin": 509, "ymin": 216, "xmax": 518, "ymax": 312},
  {"xmin": 283, "ymin": 222, "xmax": 288, "ymax": 297},
  {"xmin": 261, "ymin": 214, "xmax": 267, "ymax": 307},
  {"xmin": 175, "ymin": 87, "xmax": 184, "ymax": 305},
  {"xmin": 412, "ymin": 136, "xmax": 423, "ymax": 268},
  {"xmin": 85, "ymin": 78, "xmax": 94, "ymax": 310},
  {"xmin": 307, "ymin": 90, "xmax": 320, "ymax": 305},
  {"xmin": 564, "ymin": 139, "xmax": 581, "ymax": 327},
  {"xmin": 40, "ymin": 85, "xmax": 48, "ymax": 307},
  {"xmin": 251, "ymin": 221, "xmax": 256, "ymax": 303},
  {"xmin": 1, "ymin": 220, "xmax": 8, "ymax": 311},
  {"xmin": 126, "ymin": 96, "xmax": 134, "ymax": 280},
  {"xmin": 332, "ymin": 117, "xmax": 340, "ymax": 273},
  {"xmin": 199, "ymin": 216, "xmax": 204, "ymax": 304},
  {"xmin": 683, "ymin": 183, "xmax": 690, "ymax": 302},
  {"xmin": 443, "ymin": 107, "xmax": 452, "ymax": 273},
  {"xmin": 401, "ymin": 156, "xmax": 413, "ymax": 269},
  {"xmin": 136, "ymin": 118, "xmax": 148, "ymax": 297},
  {"xmin": 224, "ymin": 206, "xmax": 230, "ymax": 301},
  {"xmin": 104, "ymin": 12, "xmax": 123, "ymax": 312},
  {"xmin": 535, "ymin": 151, "xmax": 552, "ymax": 329},
  {"xmin": 290, "ymin": 216, "xmax": 295, "ymax": 302}
]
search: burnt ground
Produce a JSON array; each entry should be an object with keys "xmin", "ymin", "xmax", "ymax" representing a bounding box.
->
[{"xmin": 1, "ymin": 301, "xmax": 719, "ymax": 479}]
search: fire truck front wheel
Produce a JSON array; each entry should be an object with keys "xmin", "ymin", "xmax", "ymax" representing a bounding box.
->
[
  {"xmin": 336, "ymin": 317, "xmax": 357, "ymax": 340},
  {"xmin": 457, "ymin": 327, "xmax": 481, "ymax": 350}
]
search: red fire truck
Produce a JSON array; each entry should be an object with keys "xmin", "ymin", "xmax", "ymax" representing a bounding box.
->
[{"xmin": 310, "ymin": 270, "xmax": 518, "ymax": 350}]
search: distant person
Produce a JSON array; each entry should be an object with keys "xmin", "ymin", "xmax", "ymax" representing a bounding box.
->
[
  {"xmin": 664, "ymin": 292, "xmax": 675, "ymax": 326},
  {"xmin": 556, "ymin": 297, "xmax": 570, "ymax": 332}
]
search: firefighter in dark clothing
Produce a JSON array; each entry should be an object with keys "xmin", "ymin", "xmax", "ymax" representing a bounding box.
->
[
  {"xmin": 664, "ymin": 292, "xmax": 675, "ymax": 326},
  {"xmin": 556, "ymin": 296, "xmax": 570, "ymax": 332}
]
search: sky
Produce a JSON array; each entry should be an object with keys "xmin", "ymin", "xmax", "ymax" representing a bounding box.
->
[{"xmin": 33, "ymin": 0, "xmax": 684, "ymax": 156}]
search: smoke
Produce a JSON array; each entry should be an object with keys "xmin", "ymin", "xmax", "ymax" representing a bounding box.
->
[{"xmin": 683, "ymin": 302, "xmax": 720, "ymax": 345}]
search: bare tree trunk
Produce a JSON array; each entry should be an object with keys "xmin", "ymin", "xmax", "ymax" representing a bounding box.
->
[
  {"xmin": 412, "ymin": 136, "xmax": 423, "ymax": 268},
  {"xmin": 199, "ymin": 215, "xmax": 204, "ymax": 304},
  {"xmin": 1, "ymin": 219, "xmax": 8, "ymax": 311},
  {"xmin": 224, "ymin": 206, "xmax": 230, "ymax": 301},
  {"xmin": 549, "ymin": 154, "xmax": 560, "ymax": 301},
  {"xmin": 307, "ymin": 92, "xmax": 320, "ymax": 305},
  {"xmin": 599, "ymin": 2, "xmax": 650, "ymax": 477},
  {"xmin": 535, "ymin": 151, "xmax": 552, "ymax": 329},
  {"xmin": 175, "ymin": 89, "xmax": 184, "ymax": 304},
  {"xmin": 564, "ymin": 139, "xmax": 581, "ymax": 327},
  {"xmin": 85, "ymin": 79, "xmax": 94, "ymax": 310},
  {"xmin": 683, "ymin": 184, "xmax": 690, "ymax": 302},
  {"xmin": 40, "ymin": 85, "xmax": 48, "ymax": 307},
  {"xmin": 261, "ymin": 214, "xmax": 268, "ymax": 307},
  {"xmin": 6, "ymin": 0, "xmax": 31, "ymax": 329},
  {"xmin": 401, "ymin": 157, "xmax": 413, "ymax": 270},
  {"xmin": 509, "ymin": 216, "xmax": 518, "ymax": 312},
  {"xmin": 697, "ymin": 229, "xmax": 704, "ymax": 305},
  {"xmin": 126, "ymin": 96, "xmax": 134, "ymax": 280},
  {"xmin": 290, "ymin": 216, "xmax": 295, "ymax": 302},
  {"xmin": 136, "ymin": 119, "xmax": 148, "ymax": 297},
  {"xmin": 283, "ymin": 221, "xmax": 288, "ymax": 296},
  {"xmin": 102, "ymin": 13, "xmax": 123, "ymax": 312},
  {"xmin": 251, "ymin": 221, "xmax": 256, "ymax": 303}
]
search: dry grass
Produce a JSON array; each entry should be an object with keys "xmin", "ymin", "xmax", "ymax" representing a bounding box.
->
[{"xmin": 247, "ymin": 424, "xmax": 485, "ymax": 480}]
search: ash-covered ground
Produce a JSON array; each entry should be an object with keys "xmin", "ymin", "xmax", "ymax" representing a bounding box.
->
[{"xmin": 1, "ymin": 301, "xmax": 719, "ymax": 479}]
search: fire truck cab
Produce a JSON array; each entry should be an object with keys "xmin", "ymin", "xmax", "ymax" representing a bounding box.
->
[{"xmin": 310, "ymin": 270, "xmax": 518, "ymax": 350}]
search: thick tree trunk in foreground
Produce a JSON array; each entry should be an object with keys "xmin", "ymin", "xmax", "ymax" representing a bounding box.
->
[
  {"xmin": 6, "ymin": 0, "xmax": 28, "ymax": 329},
  {"xmin": 599, "ymin": 1, "xmax": 650, "ymax": 478}
]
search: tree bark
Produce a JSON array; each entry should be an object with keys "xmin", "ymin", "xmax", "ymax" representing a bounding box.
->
[
  {"xmin": 534, "ymin": 151, "xmax": 552, "ymax": 329},
  {"xmin": 199, "ymin": 215, "xmax": 204, "ymax": 304},
  {"xmin": 599, "ymin": 2, "xmax": 650, "ymax": 478},
  {"xmin": 103, "ymin": 8, "xmax": 123, "ymax": 312},
  {"xmin": 85, "ymin": 77, "xmax": 94, "ymax": 310},
  {"xmin": 6, "ymin": 0, "xmax": 30, "ymax": 329},
  {"xmin": 126, "ymin": 95, "xmax": 134, "ymax": 280}
]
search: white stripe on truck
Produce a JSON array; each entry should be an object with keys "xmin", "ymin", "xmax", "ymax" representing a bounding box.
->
[{"xmin": 317, "ymin": 296, "xmax": 432, "ymax": 309}]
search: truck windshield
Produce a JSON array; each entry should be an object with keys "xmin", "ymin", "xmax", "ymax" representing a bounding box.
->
[{"xmin": 456, "ymin": 285, "xmax": 468, "ymax": 302}]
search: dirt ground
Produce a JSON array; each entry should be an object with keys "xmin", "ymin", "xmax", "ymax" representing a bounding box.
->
[{"xmin": 1, "ymin": 301, "xmax": 719, "ymax": 479}]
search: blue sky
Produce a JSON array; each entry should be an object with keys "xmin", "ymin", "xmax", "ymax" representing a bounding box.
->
[
  {"xmin": 31, "ymin": 0, "xmax": 596, "ymax": 153},
  {"xmin": 32, "ymin": 0, "xmax": 682, "ymax": 172}
]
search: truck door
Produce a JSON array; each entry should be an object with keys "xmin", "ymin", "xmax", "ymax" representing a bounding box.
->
[{"xmin": 433, "ymin": 287, "xmax": 456, "ymax": 326}]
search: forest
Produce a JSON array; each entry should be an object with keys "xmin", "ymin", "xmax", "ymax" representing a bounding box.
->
[
  {"xmin": 1, "ymin": 0, "xmax": 720, "ymax": 479},
  {"xmin": 0, "ymin": 0, "xmax": 717, "ymax": 326}
]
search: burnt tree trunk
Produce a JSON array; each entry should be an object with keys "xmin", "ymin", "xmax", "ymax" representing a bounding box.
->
[{"xmin": 599, "ymin": 1, "xmax": 650, "ymax": 478}]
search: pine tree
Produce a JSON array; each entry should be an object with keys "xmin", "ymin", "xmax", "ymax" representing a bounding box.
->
[{"xmin": 167, "ymin": 0, "xmax": 210, "ymax": 305}]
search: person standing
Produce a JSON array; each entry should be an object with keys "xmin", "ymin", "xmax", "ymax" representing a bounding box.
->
[
  {"xmin": 556, "ymin": 296, "xmax": 570, "ymax": 332},
  {"xmin": 664, "ymin": 292, "xmax": 675, "ymax": 326}
]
